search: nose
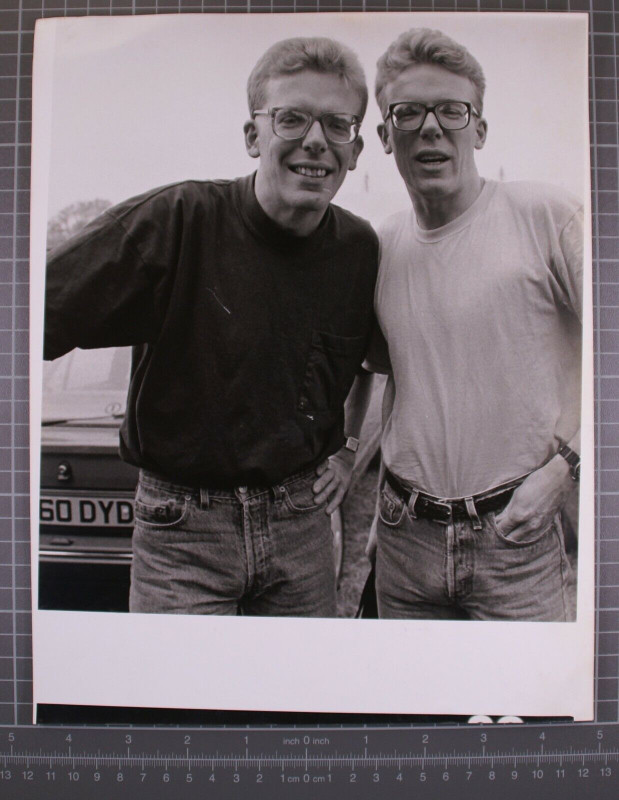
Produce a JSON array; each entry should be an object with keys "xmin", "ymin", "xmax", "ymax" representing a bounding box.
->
[
  {"xmin": 419, "ymin": 109, "xmax": 442, "ymax": 138},
  {"xmin": 302, "ymin": 119, "xmax": 328, "ymax": 152}
]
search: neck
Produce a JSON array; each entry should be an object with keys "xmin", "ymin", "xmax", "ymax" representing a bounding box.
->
[
  {"xmin": 411, "ymin": 175, "xmax": 484, "ymax": 230},
  {"xmin": 254, "ymin": 173, "xmax": 325, "ymax": 237}
]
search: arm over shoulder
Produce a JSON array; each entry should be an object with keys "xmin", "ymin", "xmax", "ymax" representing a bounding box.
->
[{"xmin": 44, "ymin": 184, "xmax": 185, "ymax": 360}]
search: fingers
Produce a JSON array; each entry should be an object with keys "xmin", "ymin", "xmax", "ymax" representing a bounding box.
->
[
  {"xmin": 325, "ymin": 484, "xmax": 346, "ymax": 515},
  {"xmin": 313, "ymin": 467, "xmax": 352, "ymax": 512},
  {"xmin": 495, "ymin": 515, "xmax": 524, "ymax": 537},
  {"xmin": 313, "ymin": 455, "xmax": 354, "ymax": 511},
  {"xmin": 312, "ymin": 469, "xmax": 335, "ymax": 498},
  {"xmin": 493, "ymin": 510, "xmax": 511, "ymax": 534},
  {"xmin": 495, "ymin": 500, "xmax": 548, "ymax": 538},
  {"xmin": 494, "ymin": 499, "xmax": 521, "ymax": 535},
  {"xmin": 495, "ymin": 511, "xmax": 544, "ymax": 542},
  {"xmin": 500, "ymin": 523, "xmax": 535, "ymax": 543},
  {"xmin": 312, "ymin": 467, "xmax": 336, "ymax": 499}
]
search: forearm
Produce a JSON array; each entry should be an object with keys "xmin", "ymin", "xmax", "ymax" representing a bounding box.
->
[
  {"xmin": 566, "ymin": 429, "xmax": 580, "ymax": 454},
  {"xmin": 550, "ymin": 428, "xmax": 581, "ymax": 471},
  {"xmin": 44, "ymin": 198, "xmax": 172, "ymax": 359},
  {"xmin": 344, "ymin": 369, "xmax": 375, "ymax": 440},
  {"xmin": 546, "ymin": 428, "xmax": 581, "ymax": 484},
  {"xmin": 313, "ymin": 370, "xmax": 376, "ymax": 511}
]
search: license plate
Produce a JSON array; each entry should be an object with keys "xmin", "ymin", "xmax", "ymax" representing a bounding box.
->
[{"xmin": 40, "ymin": 495, "xmax": 135, "ymax": 527}]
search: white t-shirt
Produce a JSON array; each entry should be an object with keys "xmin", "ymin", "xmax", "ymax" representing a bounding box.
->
[{"xmin": 366, "ymin": 180, "xmax": 583, "ymax": 499}]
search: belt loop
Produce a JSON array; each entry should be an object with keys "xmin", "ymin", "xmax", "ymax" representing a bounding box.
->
[
  {"xmin": 407, "ymin": 489, "xmax": 419, "ymax": 519},
  {"xmin": 199, "ymin": 488, "xmax": 210, "ymax": 509},
  {"xmin": 464, "ymin": 496, "xmax": 482, "ymax": 530}
]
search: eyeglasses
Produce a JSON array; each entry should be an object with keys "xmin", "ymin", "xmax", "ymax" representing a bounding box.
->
[
  {"xmin": 385, "ymin": 101, "xmax": 480, "ymax": 132},
  {"xmin": 252, "ymin": 107, "xmax": 361, "ymax": 144}
]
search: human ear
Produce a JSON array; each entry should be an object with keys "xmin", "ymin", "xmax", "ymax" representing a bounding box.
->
[
  {"xmin": 377, "ymin": 123, "xmax": 392, "ymax": 155},
  {"xmin": 347, "ymin": 136, "xmax": 364, "ymax": 171},
  {"xmin": 474, "ymin": 117, "xmax": 488, "ymax": 151},
  {"xmin": 243, "ymin": 120, "xmax": 260, "ymax": 159}
]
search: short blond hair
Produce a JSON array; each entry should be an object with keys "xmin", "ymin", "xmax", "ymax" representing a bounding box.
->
[
  {"xmin": 247, "ymin": 37, "xmax": 368, "ymax": 119},
  {"xmin": 375, "ymin": 28, "xmax": 486, "ymax": 116}
]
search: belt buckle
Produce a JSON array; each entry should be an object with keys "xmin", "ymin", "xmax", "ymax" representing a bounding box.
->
[{"xmin": 433, "ymin": 499, "xmax": 453, "ymax": 525}]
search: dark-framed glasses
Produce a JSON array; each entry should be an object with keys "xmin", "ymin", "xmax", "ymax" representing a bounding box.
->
[
  {"xmin": 386, "ymin": 101, "xmax": 480, "ymax": 132},
  {"xmin": 252, "ymin": 107, "xmax": 361, "ymax": 144}
]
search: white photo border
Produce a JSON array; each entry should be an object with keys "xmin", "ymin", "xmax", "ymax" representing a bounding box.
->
[{"xmin": 30, "ymin": 12, "xmax": 594, "ymax": 720}]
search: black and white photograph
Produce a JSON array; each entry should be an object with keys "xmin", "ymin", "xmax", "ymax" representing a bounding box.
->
[{"xmin": 30, "ymin": 12, "xmax": 594, "ymax": 718}]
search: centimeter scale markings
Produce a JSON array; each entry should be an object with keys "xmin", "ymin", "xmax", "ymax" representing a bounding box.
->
[
  {"xmin": 0, "ymin": 725, "xmax": 617, "ymax": 793},
  {"xmin": 2, "ymin": 742, "xmax": 619, "ymax": 767},
  {"xmin": 2, "ymin": 748, "xmax": 619, "ymax": 769}
]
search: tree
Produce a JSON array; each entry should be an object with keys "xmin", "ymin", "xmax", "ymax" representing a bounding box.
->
[{"xmin": 46, "ymin": 198, "xmax": 112, "ymax": 250}]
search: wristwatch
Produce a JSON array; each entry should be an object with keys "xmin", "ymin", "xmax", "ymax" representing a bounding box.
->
[
  {"xmin": 557, "ymin": 442, "xmax": 580, "ymax": 481},
  {"xmin": 344, "ymin": 436, "xmax": 360, "ymax": 453}
]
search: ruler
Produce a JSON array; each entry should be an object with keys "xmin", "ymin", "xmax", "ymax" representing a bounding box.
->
[{"xmin": 0, "ymin": 723, "xmax": 617, "ymax": 799}]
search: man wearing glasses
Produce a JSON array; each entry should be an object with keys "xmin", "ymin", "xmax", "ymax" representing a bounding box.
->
[
  {"xmin": 357, "ymin": 28, "xmax": 583, "ymax": 620},
  {"xmin": 44, "ymin": 37, "xmax": 377, "ymax": 617}
]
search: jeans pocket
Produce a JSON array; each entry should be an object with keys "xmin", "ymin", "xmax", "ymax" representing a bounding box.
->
[
  {"xmin": 134, "ymin": 482, "xmax": 190, "ymax": 529},
  {"xmin": 378, "ymin": 483, "xmax": 407, "ymax": 528},
  {"xmin": 282, "ymin": 481, "xmax": 324, "ymax": 514},
  {"xmin": 298, "ymin": 330, "xmax": 365, "ymax": 424},
  {"xmin": 490, "ymin": 512, "xmax": 555, "ymax": 548}
]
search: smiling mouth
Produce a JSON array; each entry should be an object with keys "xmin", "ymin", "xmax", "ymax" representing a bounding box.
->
[
  {"xmin": 290, "ymin": 166, "xmax": 329, "ymax": 178},
  {"xmin": 417, "ymin": 154, "xmax": 449, "ymax": 165}
]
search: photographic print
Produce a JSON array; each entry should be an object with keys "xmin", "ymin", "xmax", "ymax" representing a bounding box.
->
[{"xmin": 30, "ymin": 12, "xmax": 594, "ymax": 718}]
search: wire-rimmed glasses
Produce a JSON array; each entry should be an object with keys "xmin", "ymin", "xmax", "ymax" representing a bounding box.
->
[{"xmin": 252, "ymin": 107, "xmax": 361, "ymax": 144}]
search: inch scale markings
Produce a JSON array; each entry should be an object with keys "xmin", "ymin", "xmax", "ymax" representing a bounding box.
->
[
  {"xmin": 0, "ymin": 724, "xmax": 617, "ymax": 797},
  {"xmin": 1, "ymin": 746, "xmax": 618, "ymax": 769}
]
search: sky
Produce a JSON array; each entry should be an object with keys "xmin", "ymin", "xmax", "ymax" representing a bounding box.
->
[{"xmin": 40, "ymin": 12, "xmax": 589, "ymax": 228}]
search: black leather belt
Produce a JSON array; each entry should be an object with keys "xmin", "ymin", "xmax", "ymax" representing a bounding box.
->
[{"xmin": 384, "ymin": 468, "xmax": 521, "ymax": 525}]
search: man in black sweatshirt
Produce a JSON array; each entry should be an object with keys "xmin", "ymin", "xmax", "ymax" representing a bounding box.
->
[{"xmin": 44, "ymin": 37, "xmax": 378, "ymax": 617}]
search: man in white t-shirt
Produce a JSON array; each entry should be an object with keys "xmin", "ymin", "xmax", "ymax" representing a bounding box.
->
[{"xmin": 350, "ymin": 28, "xmax": 583, "ymax": 621}]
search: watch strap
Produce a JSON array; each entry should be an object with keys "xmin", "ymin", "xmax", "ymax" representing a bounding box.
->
[{"xmin": 557, "ymin": 442, "xmax": 580, "ymax": 481}]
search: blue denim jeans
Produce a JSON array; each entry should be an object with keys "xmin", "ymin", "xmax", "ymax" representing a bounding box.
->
[
  {"xmin": 375, "ymin": 480, "xmax": 576, "ymax": 621},
  {"xmin": 129, "ymin": 468, "xmax": 336, "ymax": 617}
]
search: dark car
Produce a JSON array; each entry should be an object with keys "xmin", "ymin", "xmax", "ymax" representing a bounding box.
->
[
  {"xmin": 39, "ymin": 346, "xmax": 137, "ymax": 611},
  {"xmin": 38, "ymin": 346, "xmax": 344, "ymax": 612}
]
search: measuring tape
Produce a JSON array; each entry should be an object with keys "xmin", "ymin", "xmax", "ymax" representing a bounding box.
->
[{"xmin": 1, "ymin": 723, "xmax": 617, "ymax": 798}]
